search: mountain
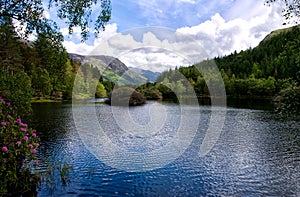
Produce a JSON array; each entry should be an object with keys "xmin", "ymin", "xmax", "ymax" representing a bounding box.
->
[
  {"xmin": 214, "ymin": 25, "xmax": 300, "ymax": 80},
  {"xmin": 259, "ymin": 25, "xmax": 299, "ymax": 45},
  {"xmin": 156, "ymin": 25, "xmax": 300, "ymax": 98},
  {"xmin": 129, "ymin": 67, "xmax": 161, "ymax": 82},
  {"xmin": 69, "ymin": 53, "xmax": 148, "ymax": 85},
  {"xmin": 69, "ymin": 53, "xmax": 128, "ymax": 74}
]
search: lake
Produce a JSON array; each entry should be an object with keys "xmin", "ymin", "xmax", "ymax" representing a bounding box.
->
[{"xmin": 31, "ymin": 100, "xmax": 300, "ymax": 196}]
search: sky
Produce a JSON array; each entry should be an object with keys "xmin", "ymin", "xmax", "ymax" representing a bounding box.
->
[{"xmin": 45, "ymin": 0, "xmax": 293, "ymax": 72}]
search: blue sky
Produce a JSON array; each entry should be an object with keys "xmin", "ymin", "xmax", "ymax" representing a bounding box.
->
[
  {"xmin": 110, "ymin": 0, "xmax": 229, "ymax": 30},
  {"xmin": 44, "ymin": 0, "xmax": 292, "ymax": 72}
]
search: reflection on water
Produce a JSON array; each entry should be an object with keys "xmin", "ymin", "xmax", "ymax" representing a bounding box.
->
[{"xmin": 31, "ymin": 101, "xmax": 300, "ymax": 196}]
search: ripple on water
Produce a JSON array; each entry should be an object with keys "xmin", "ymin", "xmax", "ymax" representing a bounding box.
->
[{"xmin": 31, "ymin": 102, "xmax": 300, "ymax": 196}]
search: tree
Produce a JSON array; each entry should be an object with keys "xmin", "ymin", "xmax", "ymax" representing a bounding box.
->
[
  {"xmin": 106, "ymin": 87, "xmax": 146, "ymax": 106},
  {"xmin": 266, "ymin": 0, "xmax": 300, "ymax": 24},
  {"xmin": 31, "ymin": 68, "xmax": 52, "ymax": 97},
  {"xmin": 0, "ymin": 70, "xmax": 32, "ymax": 115},
  {"xmin": 34, "ymin": 32, "xmax": 69, "ymax": 92},
  {"xmin": 276, "ymin": 85, "xmax": 300, "ymax": 115},
  {"xmin": 251, "ymin": 63, "xmax": 262, "ymax": 78},
  {"xmin": 0, "ymin": 0, "xmax": 111, "ymax": 40},
  {"xmin": 95, "ymin": 82, "xmax": 107, "ymax": 98},
  {"xmin": 0, "ymin": 20, "xmax": 23, "ymax": 74}
]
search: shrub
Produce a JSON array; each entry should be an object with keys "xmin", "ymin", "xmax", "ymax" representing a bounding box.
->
[
  {"xmin": 95, "ymin": 82, "xmax": 107, "ymax": 98},
  {"xmin": 276, "ymin": 86, "xmax": 300, "ymax": 115},
  {"xmin": 106, "ymin": 87, "xmax": 146, "ymax": 106},
  {"xmin": 0, "ymin": 96, "xmax": 40, "ymax": 196},
  {"xmin": 143, "ymin": 89, "xmax": 163, "ymax": 100},
  {"xmin": 0, "ymin": 71, "xmax": 32, "ymax": 116}
]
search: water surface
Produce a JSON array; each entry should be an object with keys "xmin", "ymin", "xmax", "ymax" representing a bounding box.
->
[{"xmin": 31, "ymin": 101, "xmax": 300, "ymax": 196}]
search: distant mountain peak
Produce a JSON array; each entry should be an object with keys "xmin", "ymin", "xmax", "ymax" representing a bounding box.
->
[
  {"xmin": 69, "ymin": 53, "xmax": 150, "ymax": 85},
  {"xmin": 69, "ymin": 53, "xmax": 161, "ymax": 83},
  {"xmin": 69, "ymin": 53, "xmax": 128, "ymax": 74},
  {"xmin": 128, "ymin": 67, "xmax": 161, "ymax": 82},
  {"xmin": 259, "ymin": 25, "xmax": 300, "ymax": 45}
]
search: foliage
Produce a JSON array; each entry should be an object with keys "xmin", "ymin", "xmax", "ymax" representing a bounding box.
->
[
  {"xmin": 72, "ymin": 63, "xmax": 108, "ymax": 99},
  {"xmin": 0, "ymin": 71, "xmax": 32, "ymax": 115},
  {"xmin": 137, "ymin": 83, "xmax": 162, "ymax": 100},
  {"xmin": 33, "ymin": 32, "xmax": 69, "ymax": 93},
  {"xmin": 31, "ymin": 68, "xmax": 53, "ymax": 97},
  {"xmin": 0, "ymin": 20, "xmax": 24, "ymax": 74},
  {"xmin": 266, "ymin": 0, "xmax": 300, "ymax": 24},
  {"xmin": 0, "ymin": 20, "xmax": 115, "ymax": 101},
  {"xmin": 143, "ymin": 89, "xmax": 163, "ymax": 100},
  {"xmin": 276, "ymin": 85, "xmax": 300, "ymax": 115},
  {"xmin": 157, "ymin": 25, "xmax": 299, "ymax": 100},
  {"xmin": 156, "ymin": 84, "xmax": 177, "ymax": 101},
  {"xmin": 0, "ymin": 21, "xmax": 69, "ymax": 101},
  {"xmin": 155, "ymin": 25, "xmax": 299, "ymax": 114},
  {"xmin": 38, "ymin": 160, "xmax": 73, "ymax": 194},
  {"xmin": 106, "ymin": 87, "xmax": 146, "ymax": 106},
  {"xmin": 95, "ymin": 82, "xmax": 107, "ymax": 98},
  {"xmin": 0, "ymin": 0, "xmax": 111, "ymax": 40},
  {"xmin": 214, "ymin": 26, "xmax": 300, "ymax": 80},
  {"xmin": 103, "ymin": 80, "xmax": 115, "ymax": 94},
  {"xmin": 0, "ymin": 97, "xmax": 40, "ymax": 196}
]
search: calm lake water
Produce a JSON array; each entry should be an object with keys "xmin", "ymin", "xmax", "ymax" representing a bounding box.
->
[{"xmin": 31, "ymin": 100, "xmax": 300, "ymax": 196}]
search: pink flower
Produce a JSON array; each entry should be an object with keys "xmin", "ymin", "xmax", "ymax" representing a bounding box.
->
[
  {"xmin": 2, "ymin": 146, "xmax": 8, "ymax": 152},
  {"xmin": 24, "ymin": 136, "xmax": 29, "ymax": 141},
  {"xmin": 20, "ymin": 123, "xmax": 28, "ymax": 127},
  {"xmin": 1, "ymin": 122, "xmax": 6, "ymax": 126},
  {"xmin": 16, "ymin": 141, "xmax": 21, "ymax": 145},
  {"xmin": 16, "ymin": 118, "xmax": 22, "ymax": 124},
  {"xmin": 21, "ymin": 128, "xmax": 27, "ymax": 132},
  {"xmin": 32, "ymin": 149, "xmax": 37, "ymax": 154},
  {"xmin": 34, "ymin": 160, "xmax": 39, "ymax": 164},
  {"xmin": 32, "ymin": 133, "xmax": 37, "ymax": 138},
  {"xmin": 5, "ymin": 102, "xmax": 10, "ymax": 106},
  {"xmin": 7, "ymin": 114, "xmax": 12, "ymax": 119},
  {"xmin": 29, "ymin": 144, "xmax": 33, "ymax": 149}
]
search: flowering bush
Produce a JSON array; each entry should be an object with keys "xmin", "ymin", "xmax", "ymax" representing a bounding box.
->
[{"xmin": 0, "ymin": 96, "xmax": 40, "ymax": 196}]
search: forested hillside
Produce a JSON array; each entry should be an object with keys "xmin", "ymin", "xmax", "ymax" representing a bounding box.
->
[
  {"xmin": 0, "ymin": 20, "xmax": 116, "ymax": 112},
  {"xmin": 156, "ymin": 25, "xmax": 299, "ymax": 103},
  {"xmin": 1, "ymin": 18, "xmax": 299, "ymax": 114}
]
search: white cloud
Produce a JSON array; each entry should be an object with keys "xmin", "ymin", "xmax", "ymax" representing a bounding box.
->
[
  {"xmin": 62, "ymin": 1, "xmax": 292, "ymax": 72},
  {"xmin": 89, "ymin": 28, "xmax": 194, "ymax": 72},
  {"xmin": 177, "ymin": 3, "xmax": 289, "ymax": 58},
  {"xmin": 60, "ymin": 27, "xmax": 83, "ymax": 40},
  {"xmin": 63, "ymin": 41, "xmax": 94, "ymax": 55},
  {"xmin": 43, "ymin": 11, "xmax": 50, "ymax": 19},
  {"xmin": 94, "ymin": 23, "xmax": 118, "ymax": 45},
  {"xmin": 12, "ymin": 20, "xmax": 37, "ymax": 41},
  {"xmin": 177, "ymin": 0, "xmax": 196, "ymax": 4},
  {"xmin": 62, "ymin": 24, "xmax": 119, "ymax": 55},
  {"xmin": 120, "ymin": 48, "xmax": 189, "ymax": 72}
]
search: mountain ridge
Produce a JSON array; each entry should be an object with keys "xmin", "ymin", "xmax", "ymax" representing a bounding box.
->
[
  {"xmin": 128, "ymin": 67, "xmax": 161, "ymax": 82},
  {"xmin": 69, "ymin": 53, "xmax": 128, "ymax": 74},
  {"xmin": 69, "ymin": 53, "xmax": 161, "ymax": 83},
  {"xmin": 259, "ymin": 25, "xmax": 300, "ymax": 45}
]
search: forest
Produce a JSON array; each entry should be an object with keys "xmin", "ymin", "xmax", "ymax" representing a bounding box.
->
[
  {"xmin": 0, "ymin": 0, "xmax": 299, "ymax": 195},
  {"xmin": 0, "ymin": 19, "xmax": 113, "ymax": 114},
  {"xmin": 0, "ymin": 20, "xmax": 299, "ymax": 114},
  {"xmin": 154, "ymin": 25, "xmax": 300, "ymax": 114}
]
